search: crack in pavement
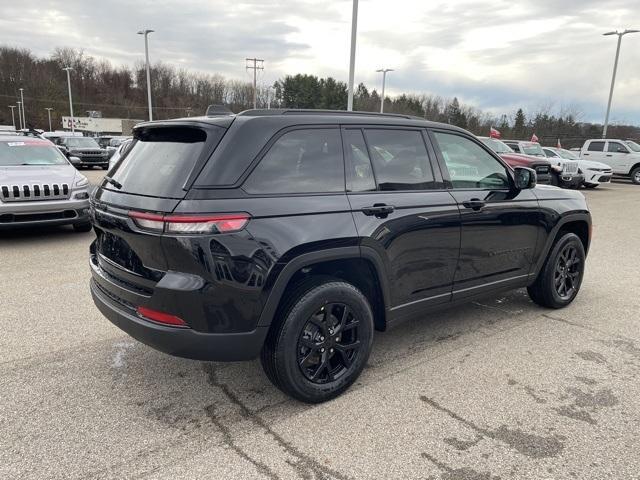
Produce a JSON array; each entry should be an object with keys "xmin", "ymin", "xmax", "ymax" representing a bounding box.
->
[
  {"xmin": 419, "ymin": 396, "xmax": 565, "ymax": 459},
  {"xmin": 421, "ymin": 452, "xmax": 502, "ymax": 480},
  {"xmin": 203, "ymin": 364, "xmax": 353, "ymax": 480}
]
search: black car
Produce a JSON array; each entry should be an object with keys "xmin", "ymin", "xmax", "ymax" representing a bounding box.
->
[
  {"xmin": 57, "ymin": 136, "xmax": 109, "ymax": 169},
  {"xmin": 90, "ymin": 110, "xmax": 591, "ymax": 403}
]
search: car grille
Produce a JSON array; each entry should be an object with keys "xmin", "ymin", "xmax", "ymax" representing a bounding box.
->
[
  {"xmin": 77, "ymin": 150, "xmax": 104, "ymax": 156},
  {"xmin": 449, "ymin": 166, "xmax": 479, "ymax": 177},
  {"xmin": 562, "ymin": 161, "xmax": 579, "ymax": 174},
  {"xmin": 0, "ymin": 183, "xmax": 70, "ymax": 202},
  {"xmin": 535, "ymin": 165, "xmax": 550, "ymax": 174}
]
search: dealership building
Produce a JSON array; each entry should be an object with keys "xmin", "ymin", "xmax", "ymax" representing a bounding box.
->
[{"xmin": 61, "ymin": 116, "xmax": 143, "ymax": 135}]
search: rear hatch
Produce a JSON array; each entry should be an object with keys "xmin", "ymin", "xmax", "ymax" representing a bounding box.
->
[{"xmin": 91, "ymin": 120, "xmax": 229, "ymax": 286}]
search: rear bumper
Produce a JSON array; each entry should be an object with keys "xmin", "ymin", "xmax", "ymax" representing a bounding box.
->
[{"xmin": 90, "ymin": 263, "xmax": 268, "ymax": 362}]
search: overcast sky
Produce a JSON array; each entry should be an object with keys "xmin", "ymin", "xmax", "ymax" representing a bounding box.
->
[{"xmin": 2, "ymin": 0, "xmax": 639, "ymax": 124}]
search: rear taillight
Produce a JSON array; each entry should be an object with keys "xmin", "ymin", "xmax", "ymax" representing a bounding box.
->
[
  {"xmin": 136, "ymin": 306, "xmax": 188, "ymax": 327},
  {"xmin": 128, "ymin": 211, "xmax": 250, "ymax": 234}
]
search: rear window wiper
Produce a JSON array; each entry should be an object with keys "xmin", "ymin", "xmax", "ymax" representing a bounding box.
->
[{"xmin": 104, "ymin": 176, "xmax": 122, "ymax": 189}]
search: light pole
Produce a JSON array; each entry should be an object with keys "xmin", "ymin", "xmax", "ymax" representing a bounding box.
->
[
  {"xmin": 63, "ymin": 67, "xmax": 75, "ymax": 133},
  {"xmin": 347, "ymin": 0, "xmax": 358, "ymax": 111},
  {"xmin": 45, "ymin": 108, "xmax": 54, "ymax": 131},
  {"xmin": 376, "ymin": 68, "xmax": 394, "ymax": 113},
  {"xmin": 19, "ymin": 88, "xmax": 26, "ymax": 128},
  {"xmin": 602, "ymin": 29, "xmax": 639, "ymax": 138},
  {"xmin": 137, "ymin": 29, "xmax": 155, "ymax": 121},
  {"xmin": 16, "ymin": 101, "xmax": 23, "ymax": 130},
  {"xmin": 8, "ymin": 105, "xmax": 16, "ymax": 129}
]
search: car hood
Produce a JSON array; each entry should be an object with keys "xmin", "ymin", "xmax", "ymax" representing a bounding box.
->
[
  {"xmin": 0, "ymin": 164, "xmax": 78, "ymax": 185},
  {"xmin": 499, "ymin": 152, "xmax": 551, "ymax": 166},
  {"xmin": 577, "ymin": 159, "xmax": 612, "ymax": 170}
]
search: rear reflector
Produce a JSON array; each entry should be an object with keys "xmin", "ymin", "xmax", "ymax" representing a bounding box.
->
[
  {"xmin": 136, "ymin": 306, "xmax": 188, "ymax": 327},
  {"xmin": 128, "ymin": 211, "xmax": 249, "ymax": 234}
]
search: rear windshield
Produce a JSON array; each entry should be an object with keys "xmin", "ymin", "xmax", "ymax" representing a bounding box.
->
[
  {"xmin": 107, "ymin": 126, "xmax": 222, "ymax": 198},
  {"xmin": 0, "ymin": 141, "xmax": 68, "ymax": 166}
]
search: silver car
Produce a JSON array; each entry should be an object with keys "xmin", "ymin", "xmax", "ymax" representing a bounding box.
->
[{"xmin": 0, "ymin": 136, "xmax": 91, "ymax": 231}]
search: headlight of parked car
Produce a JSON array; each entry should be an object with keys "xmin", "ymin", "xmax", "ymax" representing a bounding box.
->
[{"xmin": 74, "ymin": 174, "xmax": 89, "ymax": 188}]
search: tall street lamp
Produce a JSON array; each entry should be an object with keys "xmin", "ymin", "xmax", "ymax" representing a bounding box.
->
[
  {"xmin": 347, "ymin": 0, "xmax": 358, "ymax": 111},
  {"xmin": 63, "ymin": 67, "xmax": 75, "ymax": 133},
  {"xmin": 602, "ymin": 29, "xmax": 639, "ymax": 138},
  {"xmin": 19, "ymin": 88, "xmax": 26, "ymax": 128},
  {"xmin": 16, "ymin": 101, "xmax": 23, "ymax": 130},
  {"xmin": 45, "ymin": 108, "xmax": 54, "ymax": 131},
  {"xmin": 376, "ymin": 68, "xmax": 394, "ymax": 113},
  {"xmin": 137, "ymin": 29, "xmax": 155, "ymax": 121},
  {"xmin": 8, "ymin": 105, "xmax": 16, "ymax": 129}
]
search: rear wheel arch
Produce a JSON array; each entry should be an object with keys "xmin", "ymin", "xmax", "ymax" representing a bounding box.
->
[{"xmin": 258, "ymin": 249, "xmax": 389, "ymax": 333}]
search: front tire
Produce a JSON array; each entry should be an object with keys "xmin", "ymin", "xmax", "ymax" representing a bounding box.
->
[
  {"xmin": 630, "ymin": 166, "xmax": 640, "ymax": 185},
  {"xmin": 260, "ymin": 279, "xmax": 374, "ymax": 403},
  {"xmin": 527, "ymin": 232, "xmax": 585, "ymax": 309}
]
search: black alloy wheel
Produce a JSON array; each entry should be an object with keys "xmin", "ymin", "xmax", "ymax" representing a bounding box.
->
[
  {"xmin": 527, "ymin": 232, "xmax": 585, "ymax": 309},
  {"xmin": 554, "ymin": 243, "xmax": 582, "ymax": 300},
  {"xmin": 297, "ymin": 303, "xmax": 361, "ymax": 384}
]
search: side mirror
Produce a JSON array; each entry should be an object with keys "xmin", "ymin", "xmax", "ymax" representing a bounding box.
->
[
  {"xmin": 514, "ymin": 166, "xmax": 537, "ymax": 189},
  {"xmin": 57, "ymin": 145, "xmax": 68, "ymax": 155},
  {"xmin": 69, "ymin": 156, "xmax": 81, "ymax": 165}
]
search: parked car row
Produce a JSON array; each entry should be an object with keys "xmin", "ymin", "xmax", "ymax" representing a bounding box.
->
[{"xmin": 480, "ymin": 135, "xmax": 639, "ymax": 188}]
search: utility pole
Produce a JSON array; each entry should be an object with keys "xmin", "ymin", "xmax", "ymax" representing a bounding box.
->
[
  {"xmin": 602, "ymin": 29, "xmax": 639, "ymax": 138},
  {"xmin": 19, "ymin": 88, "xmax": 26, "ymax": 128},
  {"xmin": 347, "ymin": 0, "xmax": 359, "ymax": 111},
  {"xmin": 16, "ymin": 101, "xmax": 23, "ymax": 130},
  {"xmin": 45, "ymin": 108, "xmax": 54, "ymax": 131},
  {"xmin": 138, "ymin": 29, "xmax": 155, "ymax": 121},
  {"xmin": 8, "ymin": 105, "xmax": 16, "ymax": 129},
  {"xmin": 376, "ymin": 68, "xmax": 394, "ymax": 113},
  {"xmin": 246, "ymin": 58, "xmax": 264, "ymax": 109},
  {"xmin": 63, "ymin": 67, "xmax": 75, "ymax": 133}
]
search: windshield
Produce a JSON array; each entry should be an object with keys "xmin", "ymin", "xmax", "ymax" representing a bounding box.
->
[
  {"xmin": 624, "ymin": 140, "xmax": 640, "ymax": 152},
  {"xmin": 558, "ymin": 149, "xmax": 579, "ymax": 160},
  {"xmin": 64, "ymin": 137, "xmax": 101, "ymax": 149},
  {"xmin": 521, "ymin": 143, "xmax": 545, "ymax": 157},
  {"xmin": 480, "ymin": 137, "xmax": 513, "ymax": 154},
  {"xmin": 0, "ymin": 141, "xmax": 68, "ymax": 166}
]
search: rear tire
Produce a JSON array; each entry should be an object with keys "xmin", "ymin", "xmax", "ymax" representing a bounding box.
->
[
  {"xmin": 527, "ymin": 232, "xmax": 585, "ymax": 309},
  {"xmin": 630, "ymin": 166, "xmax": 640, "ymax": 185},
  {"xmin": 260, "ymin": 278, "xmax": 374, "ymax": 403},
  {"xmin": 73, "ymin": 221, "xmax": 92, "ymax": 233}
]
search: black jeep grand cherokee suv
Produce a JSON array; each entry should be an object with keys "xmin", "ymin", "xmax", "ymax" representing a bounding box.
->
[{"xmin": 90, "ymin": 110, "xmax": 591, "ymax": 403}]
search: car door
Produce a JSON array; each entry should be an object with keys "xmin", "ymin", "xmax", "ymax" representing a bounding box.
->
[
  {"xmin": 604, "ymin": 140, "xmax": 631, "ymax": 173},
  {"xmin": 429, "ymin": 130, "xmax": 541, "ymax": 300},
  {"xmin": 343, "ymin": 126, "xmax": 461, "ymax": 318}
]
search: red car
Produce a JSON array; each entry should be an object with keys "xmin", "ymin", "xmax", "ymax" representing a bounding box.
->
[{"xmin": 479, "ymin": 136, "xmax": 554, "ymax": 185}]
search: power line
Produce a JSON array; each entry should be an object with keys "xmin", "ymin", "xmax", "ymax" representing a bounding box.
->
[{"xmin": 245, "ymin": 58, "xmax": 264, "ymax": 109}]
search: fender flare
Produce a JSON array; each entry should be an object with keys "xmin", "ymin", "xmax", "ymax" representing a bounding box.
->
[
  {"xmin": 531, "ymin": 212, "xmax": 591, "ymax": 277},
  {"xmin": 256, "ymin": 246, "xmax": 392, "ymax": 327}
]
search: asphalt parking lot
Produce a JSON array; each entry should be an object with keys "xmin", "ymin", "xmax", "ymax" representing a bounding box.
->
[{"xmin": 1, "ymin": 172, "xmax": 639, "ymax": 480}]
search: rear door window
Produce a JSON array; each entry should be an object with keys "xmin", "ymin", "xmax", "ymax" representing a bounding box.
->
[
  {"xmin": 243, "ymin": 128, "xmax": 344, "ymax": 194},
  {"xmin": 363, "ymin": 129, "xmax": 436, "ymax": 191},
  {"xmin": 344, "ymin": 129, "xmax": 376, "ymax": 192},
  {"xmin": 588, "ymin": 141, "xmax": 605, "ymax": 152},
  {"xmin": 108, "ymin": 126, "xmax": 223, "ymax": 198}
]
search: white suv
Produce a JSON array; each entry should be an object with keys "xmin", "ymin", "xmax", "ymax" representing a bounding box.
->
[
  {"xmin": 542, "ymin": 147, "xmax": 613, "ymax": 189},
  {"xmin": 580, "ymin": 139, "xmax": 640, "ymax": 185}
]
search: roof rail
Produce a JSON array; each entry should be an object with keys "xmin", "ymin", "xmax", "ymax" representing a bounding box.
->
[{"xmin": 236, "ymin": 109, "xmax": 417, "ymax": 120}]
